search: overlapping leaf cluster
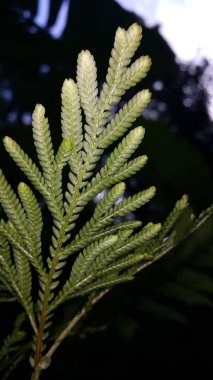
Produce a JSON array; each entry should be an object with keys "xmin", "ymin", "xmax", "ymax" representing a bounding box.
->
[{"xmin": 0, "ymin": 23, "xmax": 212, "ymax": 373}]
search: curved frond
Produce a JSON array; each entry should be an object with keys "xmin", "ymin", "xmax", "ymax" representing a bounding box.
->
[
  {"xmin": 99, "ymin": 23, "xmax": 142, "ymax": 125},
  {"xmin": 79, "ymin": 156, "xmax": 148, "ymax": 207},
  {"xmin": 70, "ymin": 235, "xmax": 118, "ymax": 285},
  {"xmin": 93, "ymin": 182, "xmax": 126, "ymax": 221},
  {"xmin": 13, "ymin": 247, "xmax": 32, "ymax": 303},
  {"xmin": 116, "ymin": 222, "xmax": 162, "ymax": 256},
  {"xmin": 3, "ymin": 137, "xmax": 63, "ymax": 221},
  {"xmin": 0, "ymin": 22, "xmax": 200, "ymax": 372},
  {"xmin": 0, "ymin": 170, "xmax": 30, "ymax": 246},
  {"xmin": 3, "ymin": 136, "xmax": 48, "ymax": 196},
  {"xmin": 98, "ymin": 253, "xmax": 147, "ymax": 276},
  {"xmin": 75, "ymin": 274, "xmax": 134, "ymax": 297},
  {"xmin": 103, "ymin": 186, "xmax": 156, "ymax": 220},
  {"xmin": 98, "ymin": 90, "xmax": 151, "ymax": 149},
  {"xmin": 62, "ymin": 220, "xmax": 142, "ymax": 257},
  {"xmin": 51, "ymin": 139, "xmax": 72, "ymax": 215},
  {"xmin": 77, "ymin": 50, "xmax": 99, "ymax": 127},
  {"xmin": 104, "ymin": 126, "xmax": 146, "ymax": 176},
  {"xmin": 61, "ymin": 79, "xmax": 83, "ymax": 168},
  {"xmin": 32, "ymin": 104, "xmax": 54, "ymax": 186},
  {"xmin": 17, "ymin": 183, "xmax": 46, "ymax": 279},
  {"xmin": 158, "ymin": 195, "xmax": 189, "ymax": 241},
  {"xmin": 0, "ymin": 237, "xmax": 36, "ymax": 332},
  {"xmin": 120, "ymin": 55, "xmax": 151, "ymax": 90}
]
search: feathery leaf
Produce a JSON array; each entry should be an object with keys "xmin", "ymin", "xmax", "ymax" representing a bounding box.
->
[
  {"xmin": 61, "ymin": 79, "xmax": 83, "ymax": 167},
  {"xmin": 32, "ymin": 104, "xmax": 54, "ymax": 186}
]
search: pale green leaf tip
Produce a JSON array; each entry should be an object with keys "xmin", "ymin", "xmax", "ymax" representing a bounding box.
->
[
  {"xmin": 33, "ymin": 103, "xmax": 45, "ymax": 116},
  {"xmin": 150, "ymin": 186, "xmax": 156, "ymax": 194},
  {"xmin": 62, "ymin": 78, "xmax": 75, "ymax": 89},
  {"xmin": 3, "ymin": 136, "xmax": 11, "ymax": 145},
  {"xmin": 134, "ymin": 126, "xmax": 145, "ymax": 138},
  {"xmin": 109, "ymin": 235, "xmax": 119, "ymax": 244},
  {"xmin": 18, "ymin": 182, "xmax": 27, "ymax": 191},
  {"xmin": 115, "ymin": 182, "xmax": 126, "ymax": 192},
  {"xmin": 178, "ymin": 194, "xmax": 189, "ymax": 209},
  {"xmin": 130, "ymin": 22, "xmax": 142, "ymax": 30},
  {"xmin": 79, "ymin": 49, "xmax": 93, "ymax": 60}
]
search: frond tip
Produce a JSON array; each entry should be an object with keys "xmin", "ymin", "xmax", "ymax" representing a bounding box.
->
[
  {"xmin": 0, "ymin": 22, "xmax": 201, "ymax": 378},
  {"xmin": 32, "ymin": 104, "xmax": 54, "ymax": 186}
]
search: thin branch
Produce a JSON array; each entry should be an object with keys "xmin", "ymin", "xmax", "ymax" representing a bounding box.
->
[{"xmin": 46, "ymin": 289, "xmax": 109, "ymax": 359}]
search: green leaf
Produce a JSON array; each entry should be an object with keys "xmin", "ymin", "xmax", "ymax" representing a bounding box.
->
[
  {"xmin": 70, "ymin": 235, "xmax": 118, "ymax": 285},
  {"xmin": 17, "ymin": 182, "xmax": 46, "ymax": 279},
  {"xmin": 0, "ymin": 170, "xmax": 31, "ymax": 247},
  {"xmin": 104, "ymin": 126, "xmax": 146, "ymax": 176},
  {"xmin": 32, "ymin": 104, "xmax": 54, "ymax": 186},
  {"xmin": 77, "ymin": 51, "xmax": 99, "ymax": 128},
  {"xmin": 99, "ymin": 23, "xmax": 143, "ymax": 125},
  {"xmin": 120, "ymin": 55, "xmax": 151, "ymax": 90},
  {"xmin": 61, "ymin": 79, "xmax": 83, "ymax": 168},
  {"xmin": 98, "ymin": 90, "xmax": 151, "ymax": 149}
]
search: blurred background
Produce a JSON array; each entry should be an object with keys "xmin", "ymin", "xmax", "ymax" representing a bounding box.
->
[{"xmin": 0, "ymin": 0, "xmax": 213, "ymax": 378}]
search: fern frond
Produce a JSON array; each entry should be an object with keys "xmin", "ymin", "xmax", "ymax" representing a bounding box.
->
[
  {"xmin": 32, "ymin": 104, "xmax": 54, "ymax": 186},
  {"xmin": 3, "ymin": 137, "xmax": 63, "ymax": 221},
  {"xmin": 13, "ymin": 247, "xmax": 32, "ymax": 302},
  {"xmin": 0, "ymin": 282, "xmax": 16, "ymax": 302},
  {"xmin": 87, "ymin": 224, "xmax": 160, "ymax": 276},
  {"xmin": 17, "ymin": 183, "xmax": 46, "ymax": 279},
  {"xmin": 69, "ymin": 235, "xmax": 118, "ymax": 285},
  {"xmin": 61, "ymin": 183, "xmax": 126, "ymax": 259},
  {"xmin": 103, "ymin": 126, "xmax": 146, "ymax": 176},
  {"xmin": 0, "ymin": 236, "xmax": 14, "ymax": 278},
  {"xmin": 62, "ymin": 220, "xmax": 142, "ymax": 257},
  {"xmin": 99, "ymin": 23, "xmax": 142, "ymax": 125},
  {"xmin": 68, "ymin": 183, "xmax": 126, "ymax": 242},
  {"xmin": 0, "ymin": 220, "xmax": 29, "ymax": 259},
  {"xmin": 115, "ymin": 222, "xmax": 162, "ymax": 256},
  {"xmin": 61, "ymin": 79, "xmax": 83, "ymax": 168},
  {"xmin": 79, "ymin": 156, "xmax": 148, "ymax": 206},
  {"xmin": 93, "ymin": 183, "xmax": 126, "ymax": 222},
  {"xmin": 75, "ymin": 274, "xmax": 134, "ymax": 297},
  {"xmin": 120, "ymin": 55, "xmax": 151, "ymax": 90},
  {"xmin": 53, "ymin": 139, "xmax": 72, "ymax": 172},
  {"xmin": 190, "ymin": 203, "xmax": 213, "ymax": 234},
  {"xmin": 50, "ymin": 273, "xmax": 134, "ymax": 311},
  {"xmin": 67, "ymin": 177, "xmax": 152, "ymax": 244},
  {"xmin": 0, "ymin": 170, "xmax": 31, "ymax": 247},
  {"xmin": 17, "ymin": 183, "xmax": 42, "ymax": 246},
  {"xmin": 51, "ymin": 139, "xmax": 72, "ymax": 216},
  {"xmin": 98, "ymin": 253, "xmax": 147, "ymax": 276},
  {"xmin": 98, "ymin": 90, "xmax": 151, "ymax": 149},
  {"xmin": 77, "ymin": 50, "xmax": 99, "ymax": 127},
  {"xmin": 49, "ymin": 236, "xmax": 118, "ymax": 310},
  {"xmin": 0, "ymin": 22, "xmax": 202, "ymax": 376},
  {"xmin": 158, "ymin": 195, "xmax": 189, "ymax": 241},
  {"xmin": 104, "ymin": 186, "xmax": 156, "ymax": 219},
  {"xmin": 0, "ymin": 238, "xmax": 36, "ymax": 332},
  {"xmin": 86, "ymin": 229, "xmax": 134, "ymax": 274},
  {"xmin": 3, "ymin": 136, "xmax": 49, "ymax": 198}
]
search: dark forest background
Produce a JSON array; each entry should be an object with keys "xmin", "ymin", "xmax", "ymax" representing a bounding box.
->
[{"xmin": 0, "ymin": 0, "xmax": 213, "ymax": 378}]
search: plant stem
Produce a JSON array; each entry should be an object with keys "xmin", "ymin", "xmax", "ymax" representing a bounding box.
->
[
  {"xmin": 46, "ymin": 289, "xmax": 109, "ymax": 360},
  {"xmin": 32, "ymin": 241, "xmax": 174, "ymax": 379},
  {"xmin": 32, "ymin": 170, "xmax": 88, "ymax": 376},
  {"xmin": 31, "ymin": 290, "xmax": 109, "ymax": 379},
  {"xmin": 46, "ymin": 304, "xmax": 88, "ymax": 359},
  {"xmin": 31, "ymin": 365, "xmax": 41, "ymax": 380}
]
